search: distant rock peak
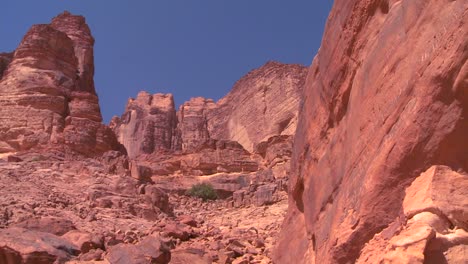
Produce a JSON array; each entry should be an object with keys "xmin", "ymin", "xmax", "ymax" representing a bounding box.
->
[
  {"xmin": 112, "ymin": 62, "xmax": 307, "ymax": 158},
  {"xmin": 0, "ymin": 12, "xmax": 120, "ymax": 156}
]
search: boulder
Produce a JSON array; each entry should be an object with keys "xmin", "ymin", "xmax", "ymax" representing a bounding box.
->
[
  {"xmin": 144, "ymin": 185, "xmax": 172, "ymax": 214},
  {"xmin": 170, "ymin": 249, "xmax": 211, "ymax": 264},
  {"xmin": 254, "ymin": 184, "xmax": 277, "ymax": 206},
  {"xmin": 12, "ymin": 217, "xmax": 76, "ymax": 236},
  {"xmin": 62, "ymin": 230, "xmax": 104, "ymax": 254},
  {"xmin": 106, "ymin": 235, "xmax": 171, "ymax": 264},
  {"xmin": 0, "ymin": 227, "xmax": 79, "ymax": 263},
  {"xmin": 130, "ymin": 162, "xmax": 153, "ymax": 183},
  {"xmin": 161, "ymin": 222, "xmax": 193, "ymax": 241},
  {"xmin": 356, "ymin": 166, "xmax": 468, "ymax": 263}
]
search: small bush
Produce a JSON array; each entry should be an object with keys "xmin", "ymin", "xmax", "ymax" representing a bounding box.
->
[{"xmin": 186, "ymin": 183, "xmax": 217, "ymax": 201}]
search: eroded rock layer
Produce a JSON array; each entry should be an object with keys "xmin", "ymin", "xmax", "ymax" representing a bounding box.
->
[
  {"xmin": 0, "ymin": 11, "xmax": 119, "ymax": 156},
  {"xmin": 207, "ymin": 61, "xmax": 307, "ymax": 152},
  {"xmin": 112, "ymin": 61, "xmax": 307, "ymax": 157},
  {"xmin": 275, "ymin": 0, "xmax": 468, "ymax": 263},
  {"xmin": 111, "ymin": 92, "xmax": 177, "ymax": 158}
]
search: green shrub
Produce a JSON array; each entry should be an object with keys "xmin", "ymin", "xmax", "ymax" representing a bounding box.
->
[{"xmin": 186, "ymin": 183, "xmax": 217, "ymax": 201}]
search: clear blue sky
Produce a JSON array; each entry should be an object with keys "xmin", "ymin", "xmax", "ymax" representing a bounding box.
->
[{"xmin": 1, "ymin": 1, "xmax": 333, "ymax": 123}]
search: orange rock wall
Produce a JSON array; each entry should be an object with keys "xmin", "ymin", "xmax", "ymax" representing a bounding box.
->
[{"xmin": 275, "ymin": 0, "xmax": 468, "ymax": 263}]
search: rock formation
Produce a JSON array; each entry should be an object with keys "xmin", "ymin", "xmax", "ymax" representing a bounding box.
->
[
  {"xmin": 0, "ymin": 11, "xmax": 298, "ymax": 264},
  {"xmin": 275, "ymin": 1, "xmax": 468, "ymax": 263},
  {"xmin": 207, "ymin": 61, "xmax": 307, "ymax": 152},
  {"xmin": 177, "ymin": 97, "xmax": 216, "ymax": 152},
  {"xmin": 0, "ymin": 11, "xmax": 120, "ymax": 156},
  {"xmin": 112, "ymin": 61, "xmax": 307, "ymax": 157},
  {"xmin": 111, "ymin": 92, "xmax": 177, "ymax": 158}
]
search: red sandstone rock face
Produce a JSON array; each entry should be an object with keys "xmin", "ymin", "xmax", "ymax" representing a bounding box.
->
[
  {"xmin": 275, "ymin": 1, "xmax": 468, "ymax": 263},
  {"xmin": 177, "ymin": 97, "xmax": 216, "ymax": 152},
  {"xmin": 110, "ymin": 92, "xmax": 178, "ymax": 158},
  {"xmin": 207, "ymin": 61, "xmax": 307, "ymax": 152},
  {"xmin": 357, "ymin": 166, "xmax": 468, "ymax": 263},
  {"xmin": 0, "ymin": 12, "xmax": 120, "ymax": 156},
  {"xmin": 112, "ymin": 61, "xmax": 307, "ymax": 157}
]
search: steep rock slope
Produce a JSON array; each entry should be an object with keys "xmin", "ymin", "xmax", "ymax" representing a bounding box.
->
[
  {"xmin": 207, "ymin": 61, "xmax": 307, "ymax": 152},
  {"xmin": 0, "ymin": 11, "xmax": 119, "ymax": 156},
  {"xmin": 275, "ymin": 0, "xmax": 468, "ymax": 263},
  {"xmin": 177, "ymin": 97, "xmax": 216, "ymax": 152}
]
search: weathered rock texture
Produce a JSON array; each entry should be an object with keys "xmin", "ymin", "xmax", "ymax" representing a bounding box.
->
[
  {"xmin": 207, "ymin": 61, "xmax": 307, "ymax": 152},
  {"xmin": 357, "ymin": 166, "xmax": 468, "ymax": 263},
  {"xmin": 112, "ymin": 61, "xmax": 307, "ymax": 157},
  {"xmin": 0, "ymin": 11, "xmax": 120, "ymax": 156},
  {"xmin": 276, "ymin": 1, "xmax": 468, "ymax": 263},
  {"xmin": 0, "ymin": 12, "xmax": 292, "ymax": 264},
  {"xmin": 177, "ymin": 97, "xmax": 216, "ymax": 152},
  {"xmin": 111, "ymin": 92, "xmax": 177, "ymax": 158},
  {"xmin": 0, "ymin": 227, "xmax": 79, "ymax": 263}
]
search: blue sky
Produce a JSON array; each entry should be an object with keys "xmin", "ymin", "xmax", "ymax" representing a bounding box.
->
[{"xmin": 1, "ymin": 1, "xmax": 333, "ymax": 123}]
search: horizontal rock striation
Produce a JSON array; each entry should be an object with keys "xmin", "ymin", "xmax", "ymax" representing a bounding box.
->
[
  {"xmin": 275, "ymin": 0, "xmax": 468, "ymax": 263},
  {"xmin": 207, "ymin": 61, "xmax": 307, "ymax": 152},
  {"xmin": 0, "ymin": 11, "xmax": 120, "ymax": 156}
]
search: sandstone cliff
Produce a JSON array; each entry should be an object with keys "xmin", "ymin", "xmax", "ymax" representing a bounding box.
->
[
  {"xmin": 275, "ymin": 1, "xmax": 468, "ymax": 263},
  {"xmin": 0, "ymin": 11, "xmax": 120, "ymax": 156},
  {"xmin": 207, "ymin": 61, "xmax": 307, "ymax": 152},
  {"xmin": 112, "ymin": 61, "xmax": 307, "ymax": 157},
  {"xmin": 110, "ymin": 92, "xmax": 177, "ymax": 158}
]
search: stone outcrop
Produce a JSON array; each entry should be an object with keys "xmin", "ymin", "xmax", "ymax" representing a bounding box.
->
[
  {"xmin": 357, "ymin": 166, "xmax": 468, "ymax": 263},
  {"xmin": 275, "ymin": 1, "xmax": 468, "ymax": 263},
  {"xmin": 106, "ymin": 235, "xmax": 171, "ymax": 264},
  {"xmin": 110, "ymin": 92, "xmax": 177, "ymax": 158},
  {"xmin": 0, "ymin": 227, "xmax": 79, "ymax": 263},
  {"xmin": 176, "ymin": 97, "xmax": 216, "ymax": 152},
  {"xmin": 0, "ymin": 11, "xmax": 120, "ymax": 156},
  {"xmin": 112, "ymin": 61, "xmax": 307, "ymax": 157},
  {"xmin": 207, "ymin": 61, "xmax": 307, "ymax": 152},
  {"xmin": 140, "ymin": 140, "xmax": 258, "ymax": 176}
]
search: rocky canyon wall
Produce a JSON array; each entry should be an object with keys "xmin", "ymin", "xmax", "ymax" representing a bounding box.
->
[
  {"xmin": 111, "ymin": 92, "xmax": 178, "ymax": 158},
  {"xmin": 275, "ymin": 0, "xmax": 468, "ymax": 263},
  {"xmin": 0, "ymin": 12, "xmax": 120, "ymax": 156},
  {"xmin": 112, "ymin": 61, "xmax": 307, "ymax": 158},
  {"xmin": 207, "ymin": 61, "xmax": 307, "ymax": 152}
]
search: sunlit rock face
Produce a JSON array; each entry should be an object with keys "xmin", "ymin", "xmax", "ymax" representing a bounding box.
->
[
  {"xmin": 206, "ymin": 61, "xmax": 308, "ymax": 152},
  {"xmin": 275, "ymin": 0, "xmax": 468, "ymax": 263},
  {"xmin": 112, "ymin": 61, "xmax": 307, "ymax": 158},
  {"xmin": 0, "ymin": 11, "xmax": 120, "ymax": 156},
  {"xmin": 111, "ymin": 92, "xmax": 178, "ymax": 158}
]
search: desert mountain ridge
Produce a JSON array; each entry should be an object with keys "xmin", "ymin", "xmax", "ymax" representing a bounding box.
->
[
  {"xmin": 0, "ymin": 10, "xmax": 304, "ymax": 264},
  {"xmin": 0, "ymin": 0, "xmax": 467, "ymax": 263}
]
